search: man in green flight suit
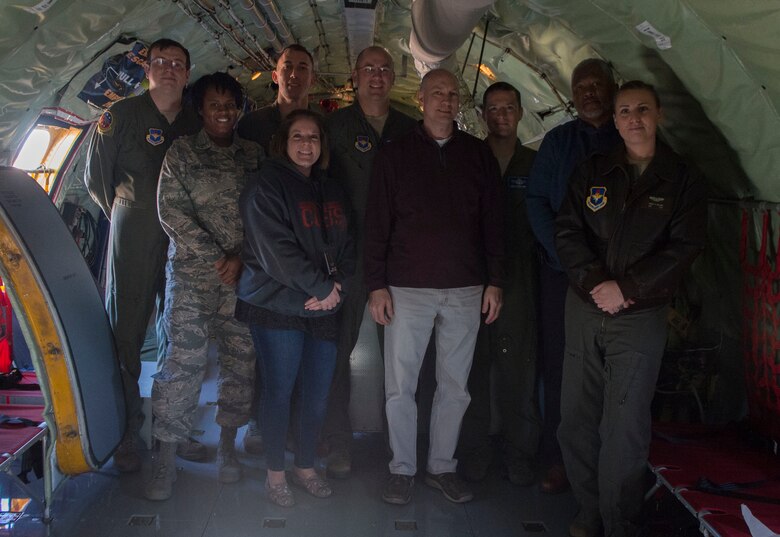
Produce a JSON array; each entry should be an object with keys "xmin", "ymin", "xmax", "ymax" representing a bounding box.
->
[
  {"xmin": 321, "ymin": 46, "xmax": 416, "ymax": 478},
  {"xmin": 458, "ymin": 82, "xmax": 542, "ymax": 486},
  {"xmin": 237, "ymin": 43, "xmax": 316, "ymax": 153},
  {"xmin": 84, "ymin": 38, "xmax": 203, "ymax": 472}
]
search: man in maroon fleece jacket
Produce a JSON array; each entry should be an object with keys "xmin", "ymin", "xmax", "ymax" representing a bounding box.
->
[{"xmin": 364, "ymin": 68, "xmax": 505, "ymax": 506}]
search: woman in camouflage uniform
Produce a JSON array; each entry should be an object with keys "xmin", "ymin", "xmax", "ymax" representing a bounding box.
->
[{"xmin": 145, "ymin": 72, "xmax": 263, "ymax": 501}]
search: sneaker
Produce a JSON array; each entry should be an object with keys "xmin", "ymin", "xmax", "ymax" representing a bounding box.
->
[
  {"xmin": 176, "ymin": 437, "xmax": 207, "ymax": 462},
  {"xmin": 243, "ymin": 420, "xmax": 264, "ymax": 455},
  {"xmin": 425, "ymin": 472, "xmax": 474, "ymax": 503},
  {"xmin": 326, "ymin": 446, "xmax": 352, "ymax": 479},
  {"xmin": 113, "ymin": 434, "xmax": 142, "ymax": 473},
  {"xmin": 382, "ymin": 474, "xmax": 414, "ymax": 505}
]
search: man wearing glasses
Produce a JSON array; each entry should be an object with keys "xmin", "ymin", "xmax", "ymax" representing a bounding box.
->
[
  {"xmin": 321, "ymin": 46, "xmax": 416, "ymax": 479},
  {"xmin": 84, "ymin": 38, "xmax": 202, "ymax": 473}
]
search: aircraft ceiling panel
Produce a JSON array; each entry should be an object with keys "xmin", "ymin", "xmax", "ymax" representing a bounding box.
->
[{"xmin": 0, "ymin": 0, "xmax": 779, "ymax": 201}]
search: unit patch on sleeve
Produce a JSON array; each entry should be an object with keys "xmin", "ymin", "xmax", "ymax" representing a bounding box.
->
[
  {"xmin": 97, "ymin": 111, "xmax": 114, "ymax": 135},
  {"xmin": 354, "ymin": 135, "xmax": 372, "ymax": 153},
  {"xmin": 146, "ymin": 128, "xmax": 164, "ymax": 146},
  {"xmin": 586, "ymin": 186, "xmax": 607, "ymax": 212}
]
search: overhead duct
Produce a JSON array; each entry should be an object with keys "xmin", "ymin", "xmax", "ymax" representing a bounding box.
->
[
  {"xmin": 256, "ymin": 0, "xmax": 293, "ymax": 47},
  {"xmin": 239, "ymin": 0, "xmax": 284, "ymax": 53},
  {"xmin": 344, "ymin": 0, "xmax": 379, "ymax": 68},
  {"xmin": 409, "ymin": 0, "xmax": 494, "ymax": 76}
]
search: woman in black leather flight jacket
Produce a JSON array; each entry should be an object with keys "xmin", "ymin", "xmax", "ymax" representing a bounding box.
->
[{"xmin": 554, "ymin": 80, "xmax": 707, "ymax": 537}]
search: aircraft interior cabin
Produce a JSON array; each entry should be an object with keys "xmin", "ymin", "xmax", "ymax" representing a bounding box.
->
[{"xmin": 0, "ymin": 0, "xmax": 779, "ymax": 536}]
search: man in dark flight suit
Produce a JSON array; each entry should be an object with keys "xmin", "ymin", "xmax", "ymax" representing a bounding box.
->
[
  {"xmin": 321, "ymin": 46, "xmax": 416, "ymax": 478},
  {"xmin": 84, "ymin": 38, "xmax": 203, "ymax": 472},
  {"xmin": 237, "ymin": 44, "xmax": 316, "ymax": 153},
  {"xmin": 458, "ymin": 82, "xmax": 541, "ymax": 486}
]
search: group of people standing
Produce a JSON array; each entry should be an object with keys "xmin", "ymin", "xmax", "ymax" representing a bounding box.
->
[{"xmin": 84, "ymin": 35, "xmax": 706, "ymax": 537}]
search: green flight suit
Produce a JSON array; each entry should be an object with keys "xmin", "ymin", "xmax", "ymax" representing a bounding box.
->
[
  {"xmin": 236, "ymin": 102, "xmax": 281, "ymax": 154},
  {"xmin": 321, "ymin": 103, "xmax": 416, "ymax": 448},
  {"xmin": 459, "ymin": 140, "xmax": 542, "ymax": 465},
  {"xmin": 84, "ymin": 91, "xmax": 200, "ymax": 434}
]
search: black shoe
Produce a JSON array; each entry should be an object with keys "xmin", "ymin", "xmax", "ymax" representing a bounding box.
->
[
  {"xmin": 382, "ymin": 474, "xmax": 414, "ymax": 505},
  {"xmin": 540, "ymin": 463, "xmax": 570, "ymax": 494},
  {"xmin": 569, "ymin": 509, "xmax": 602, "ymax": 537},
  {"xmin": 425, "ymin": 472, "xmax": 474, "ymax": 503},
  {"xmin": 326, "ymin": 446, "xmax": 352, "ymax": 479},
  {"xmin": 505, "ymin": 455, "xmax": 535, "ymax": 486}
]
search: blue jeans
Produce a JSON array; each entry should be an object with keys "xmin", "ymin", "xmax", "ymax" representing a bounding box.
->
[{"xmin": 249, "ymin": 325, "xmax": 337, "ymax": 471}]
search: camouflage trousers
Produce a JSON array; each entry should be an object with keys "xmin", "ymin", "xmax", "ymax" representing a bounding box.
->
[{"xmin": 152, "ymin": 266, "xmax": 254, "ymax": 444}]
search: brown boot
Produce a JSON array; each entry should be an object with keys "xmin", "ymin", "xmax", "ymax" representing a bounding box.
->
[
  {"xmin": 113, "ymin": 433, "xmax": 142, "ymax": 473},
  {"xmin": 217, "ymin": 427, "xmax": 241, "ymax": 484},
  {"xmin": 540, "ymin": 463, "xmax": 570, "ymax": 494}
]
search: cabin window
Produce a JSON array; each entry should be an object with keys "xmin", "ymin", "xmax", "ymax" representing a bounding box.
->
[{"xmin": 13, "ymin": 124, "xmax": 83, "ymax": 193}]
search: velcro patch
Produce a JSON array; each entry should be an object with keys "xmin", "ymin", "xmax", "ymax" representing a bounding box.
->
[
  {"xmin": 586, "ymin": 186, "xmax": 607, "ymax": 212},
  {"xmin": 97, "ymin": 111, "xmax": 114, "ymax": 136}
]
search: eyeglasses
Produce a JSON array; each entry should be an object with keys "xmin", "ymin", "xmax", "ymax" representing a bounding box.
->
[
  {"xmin": 358, "ymin": 65, "xmax": 392, "ymax": 76},
  {"xmin": 149, "ymin": 57, "xmax": 187, "ymax": 72}
]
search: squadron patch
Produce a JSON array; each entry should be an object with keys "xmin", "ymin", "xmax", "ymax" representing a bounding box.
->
[
  {"xmin": 97, "ymin": 111, "xmax": 114, "ymax": 135},
  {"xmin": 586, "ymin": 186, "xmax": 607, "ymax": 212},
  {"xmin": 146, "ymin": 128, "xmax": 164, "ymax": 146},
  {"xmin": 355, "ymin": 135, "xmax": 372, "ymax": 153}
]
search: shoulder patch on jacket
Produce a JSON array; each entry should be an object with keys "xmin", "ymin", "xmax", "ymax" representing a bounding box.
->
[
  {"xmin": 97, "ymin": 111, "xmax": 114, "ymax": 136},
  {"xmin": 586, "ymin": 186, "xmax": 607, "ymax": 212}
]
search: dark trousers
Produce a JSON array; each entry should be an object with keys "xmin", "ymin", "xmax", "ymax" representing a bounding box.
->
[
  {"xmin": 558, "ymin": 290, "xmax": 667, "ymax": 537},
  {"xmin": 460, "ymin": 258, "xmax": 541, "ymax": 461},
  {"xmin": 538, "ymin": 262, "xmax": 568, "ymax": 465},
  {"xmin": 321, "ymin": 276, "xmax": 367, "ymax": 449},
  {"xmin": 105, "ymin": 202, "xmax": 167, "ymax": 436},
  {"xmin": 249, "ymin": 325, "xmax": 337, "ymax": 471}
]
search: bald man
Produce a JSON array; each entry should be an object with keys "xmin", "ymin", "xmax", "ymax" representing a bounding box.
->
[
  {"xmin": 364, "ymin": 69, "xmax": 505, "ymax": 505},
  {"xmin": 322, "ymin": 46, "xmax": 416, "ymax": 478}
]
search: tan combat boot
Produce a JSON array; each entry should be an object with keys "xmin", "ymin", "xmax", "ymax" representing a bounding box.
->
[
  {"xmin": 217, "ymin": 426, "xmax": 242, "ymax": 483},
  {"xmin": 144, "ymin": 441, "xmax": 177, "ymax": 501},
  {"xmin": 243, "ymin": 419, "xmax": 264, "ymax": 455}
]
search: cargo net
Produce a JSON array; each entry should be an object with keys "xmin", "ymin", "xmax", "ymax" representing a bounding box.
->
[{"xmin": 740, "ymin": 209, "xmax": 780, "ymax": 441}]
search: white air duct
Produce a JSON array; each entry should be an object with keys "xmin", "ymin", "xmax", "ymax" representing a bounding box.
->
[{"xmin": 409, "ymin": 0, "xmax": 494, "ymax": 76}]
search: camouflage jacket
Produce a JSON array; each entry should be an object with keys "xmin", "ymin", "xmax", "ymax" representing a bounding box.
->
[{"xmin": 158, "ymin": 129, "xmax": 264, "ymax": 265}]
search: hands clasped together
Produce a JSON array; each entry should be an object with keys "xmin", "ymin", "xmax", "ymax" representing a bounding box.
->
[
  {"xmin": 305, "ymin": 282, "xmax": 342, "ymax": 312},
  {"xmin": 590, "ymin": 280, "xmax": 634, "ymax": 315}
]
